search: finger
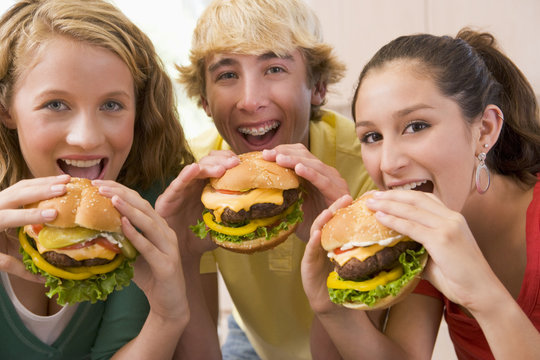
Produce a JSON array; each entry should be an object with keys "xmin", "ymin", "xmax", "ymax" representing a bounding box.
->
[
  {"xmin": 309, "ymin": 195, "xmax": 353, "ymax": 236},
  {"xmin": 263, "ymin": 144, "xmax": 309, "ymax": 160},
  {"xmin": 111, "ymin": 194, "xmax": 176, "ymax": 254},
  {"xmin": 0, "ymin": 175, "xmax": 69, "ymax": 210},
  {"xmin": 295, "ymin": 163, "xmax": 349, "ymax": 204},
  {"xmin": 0, "ymin": 254, "xmax": 45, "ymax": 283},
  {"xmin": 305, "ymin": 229, "xmax": 325, "ymax": 262},
  {"xmin": 199, "ymin": 152, "xmax": 240, "ymax": 168},
  {"xmin": 366, "ymin": 192, "xmax": 456, "ymax": 231},
  {"xmin": 368, "ymin": 190, "xmax": 448, "ymax": 219},
  {"xmin": 0, "ymin": 208, "xmax": 58, "ymax": 231}
]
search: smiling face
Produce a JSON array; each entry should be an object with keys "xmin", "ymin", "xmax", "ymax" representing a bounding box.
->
[
  {"xmin": 202, "ymin": 50, "xmax": 322, "ymax": 154},
  {"xmin": 354, "ymin": 61, "xmax": 480, "ymax": 211},
  {"xmin": 6, "ymin": 36, "xmax": 135, "ymax": 180}
]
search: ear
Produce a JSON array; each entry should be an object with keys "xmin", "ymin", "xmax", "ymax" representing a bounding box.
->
[
  {"xmin": 311, "ymin": 81, "xmax": 327, "ymax": 106},
  {"xmin": 200, "ymin": 96, "xmax": 212, "ymax": 117},
  {"xmin": 476, "ymin": 104, "xmax": 503, "ymax": 154},
  {"xmin": 0, "ymin": 105, "xmax": 16, "ymax": 129}
]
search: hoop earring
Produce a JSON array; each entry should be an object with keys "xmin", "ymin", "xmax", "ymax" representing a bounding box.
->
[{"xmin": 475, "ymin": 149, "xmax": 490, "ymax": 194}]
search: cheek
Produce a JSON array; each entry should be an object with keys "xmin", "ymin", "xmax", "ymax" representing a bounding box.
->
[
  {"xmin": 110, "ymin": 118, "xmax": 135, "ymax": 158},
  {"xmin": 361, "ymin": 148, "xmax": 384, "ymax": 187}
]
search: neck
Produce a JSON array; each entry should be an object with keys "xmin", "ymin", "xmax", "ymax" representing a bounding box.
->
[{"xmin": 462, "ymin": 174, "xmax": 533, "ymax": 246}]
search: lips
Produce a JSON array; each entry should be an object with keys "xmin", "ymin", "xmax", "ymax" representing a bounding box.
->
[
  {"xmin": 58, "ymin": 158, "xmax": 105, "ymax": 180},
  {"xmin": 238, "ymin": 120, "xmax": 280, "ymax": 147}
]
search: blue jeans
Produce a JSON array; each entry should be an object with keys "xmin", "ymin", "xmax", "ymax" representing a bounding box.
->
[{"xmin": 222, "ymin": 314, "xmax": 261, "ymax": 360}]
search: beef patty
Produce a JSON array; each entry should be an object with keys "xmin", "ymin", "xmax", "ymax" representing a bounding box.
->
[
  {"xmin": 217, "ymin": 188, "xmax": 300, "ymax": 224},
  {"xmin": 43, "ymin": 251, "xmax": 113, "ymax": 268},
  {"xmin": 334, "ymin": 241, "xmax": 421, "ymax": 281}
]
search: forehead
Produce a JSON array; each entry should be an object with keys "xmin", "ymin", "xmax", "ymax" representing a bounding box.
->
[
  {"xmin": 205, "ymin": 50, "xmax": 303, "ymax": 70},
  {"xmin": 355, "ymin": 61, "xmax": 454, "ymax": 120}
]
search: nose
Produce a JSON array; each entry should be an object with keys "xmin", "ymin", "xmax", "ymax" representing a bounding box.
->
[
  {"xmin": 236, "ymin": 75, "xmax": 268, "ymax": 113},
  {"xmin": 379, "ymin": 140, "xmax": 408, "ymax": 176},
  {"xmin": 65, "ymin": 111, "xmax": 104, "ymax": 149}
]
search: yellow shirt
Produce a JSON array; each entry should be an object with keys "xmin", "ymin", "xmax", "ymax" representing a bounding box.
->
[{"xmin": 191, "ymin": 110, "xmax": 376, "ymax": 360}]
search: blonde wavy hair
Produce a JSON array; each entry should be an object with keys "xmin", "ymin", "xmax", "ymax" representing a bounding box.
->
[
  {"xmin": 177, "ymin": 0, "xmax": 345, "ymax": 119},
  {"xmin": 0, "ymin": 0, "xmax": 194, "ymax": 190}
]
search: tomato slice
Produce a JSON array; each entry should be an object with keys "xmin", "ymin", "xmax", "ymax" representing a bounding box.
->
[
  {"xmin": 61, "ymin": 238, "xmax": 97, "ymax": 250},
  {"xmin": 216, "ymin": 189, "xmax": 244, "ymax": 195},
  {"xmin": 31, "ymin": 224, "xmax": 44, "ymax": 234},
  {"xmin": 333, "ymin": 247, "xmax": 356, "ymax": 255},
  {"xmin": 58, "ymin": 237, "xmax": 121, "ymax": 253},
  {"xmin": 95, "ymin": 237, "xmax": 121, "ymax": 253}
]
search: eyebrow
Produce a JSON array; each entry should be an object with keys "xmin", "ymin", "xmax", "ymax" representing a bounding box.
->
[
  {"xmin": 355, "ymin": 103, "xmax": 434, "ymax": 128},
  {"xmin": 207, "ymin": 52, "xmax": 294, "ymax": 73}
]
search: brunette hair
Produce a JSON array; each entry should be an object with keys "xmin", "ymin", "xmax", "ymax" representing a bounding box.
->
[
  {"xmin": 352, "ymin": 29, "xmax": 540, "ymax": 187},
  {"xmin": 177, "ymin": 0, "xmax": 345, "ymax": 119},
  {"xmin": 0, "ymin": 0, "xmax": 194, "ymax": 190}
]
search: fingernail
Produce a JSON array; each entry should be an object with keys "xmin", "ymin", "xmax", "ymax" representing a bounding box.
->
[
  {"xmin": 41, "ymin": 209, "xmax": 57, "ymax": 220},
  {"xmin": 111, "ymin": 194, "xmax": 123, "ymax": 205},
  {"xmin": 373, "ymin": 191, "xmax": 384, "ymax": 198},
  {"xmin": 50, "ymin": 184, "xmax": 66, "ymax": 193}
]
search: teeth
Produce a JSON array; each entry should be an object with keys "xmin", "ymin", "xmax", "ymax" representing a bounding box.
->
[
  {"xmin": 392, "ymin": 180, "xmax": 427, "ymax": 190},
  {"xmin": 238, "ymin": 122, "xmax": 279, "ymax": 136},
  {"xmin": 62, "ymin": 159, "xmax": 101, "ymax": 168}
]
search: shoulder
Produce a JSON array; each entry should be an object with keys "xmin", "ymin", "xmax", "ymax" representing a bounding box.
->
[
  {"xmin": 188, "ymin": 127, "xmax": 229, "ymax": 160},
  {"xmin": 311, "ymin": 109, "xmax": 360, "ymax": 151}
]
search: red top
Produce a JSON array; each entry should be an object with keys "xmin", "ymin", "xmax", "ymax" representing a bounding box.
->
[{"xmin": 414, "ymin": 178, "xmax": 540, "ymax": 360}]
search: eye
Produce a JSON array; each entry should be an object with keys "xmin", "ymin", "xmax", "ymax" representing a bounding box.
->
[
  {"xmin": 100, "ymin": 101, "xmax": 123, "ymax": 112},
  {"xmin": 266, "ymin": 66, "xmax": 285, "ymax": 75},
  {"xmin": 45, "ymin": 100, "xmax": 68, "ymax": 111},
  {"xmin": 404, "ymin": 120, "xmax": 430, "ymax": 134},
  {"xmin": 216, "ymin": 72, "xmax": 237, "ymax": 81},
  {"xmin": 360, "ymin": 131, "xmax": 382, "ymax": 144}
]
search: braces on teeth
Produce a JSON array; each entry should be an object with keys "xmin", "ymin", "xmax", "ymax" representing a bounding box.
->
[{"xmin": 238, "ymin": 122, "xmax": 279, "ymax": 136}]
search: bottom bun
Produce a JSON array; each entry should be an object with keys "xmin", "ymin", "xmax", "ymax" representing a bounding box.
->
[
  {"xmin": 212, "ymin": 223, "xmax": 298, "ymax": 254},
  {"xmin": 341, "ymin": 252, "xmax": 429, "ymax": 311}
]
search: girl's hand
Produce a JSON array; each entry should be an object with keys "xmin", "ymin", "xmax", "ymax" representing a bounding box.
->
[
  {"xmin": 365, "ymin": 190, "xmax": 497, "ymax": 311},
  {"xmin": 0, "ymin": 175, "xmax": 70, "ymax": 282},
  {"xmin": 263, "ymin": 145, "xmax": 350, "ymax": 242},
  {"xmin": 94, "ymin": 180, "xmax": 187, "ymax": 321},
  {"xmin": 301, "ymin": 194, "xmax": 354, "ymax": 315},
  {"xmin": 155, "ymin": 151, "xmax": 240, "ymax": 257}
]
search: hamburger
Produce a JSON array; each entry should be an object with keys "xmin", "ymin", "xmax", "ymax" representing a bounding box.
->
[
  {"xmin": 321, "ymin": 193, "xmax": 428, "ymax": 310},
  {"xmin": 191, "ymin": 151, "xmax": 303, "ymax": 253},
  {"xmin": 19, "ymin": 177, "xmax": 137, "ymax": 305}
]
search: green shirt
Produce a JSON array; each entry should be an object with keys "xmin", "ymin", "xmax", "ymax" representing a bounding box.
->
[{"xmin": 0, "ymin": 182, "xmax": 164, "ymax": 360}]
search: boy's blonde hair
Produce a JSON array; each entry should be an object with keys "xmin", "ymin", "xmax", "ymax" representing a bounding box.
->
[
  {"xmin": 177, "ymin": 0, "xmax": 345, "ymax": 118},
  {"xmin": 0, "ymin": 0, "xmax": 193, "ymax": 190}
]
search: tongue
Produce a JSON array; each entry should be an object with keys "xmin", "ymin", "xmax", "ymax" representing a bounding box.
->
[
  {"xmin": 244, "ymin": 129, "xmax": 276, "ymax": 146},
  {"xmin": 60, "ymin": 163, "xmax": 101, "ymax": 180}
]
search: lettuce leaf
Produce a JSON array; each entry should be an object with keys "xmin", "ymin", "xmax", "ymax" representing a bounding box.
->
[
  {"xmin": 190, "ymin": 199, "xmax": 303, "ymax": 243},
  {"xmin": 328, "ymin": 246, "xmax": 426, "ymax": 307},
  {"xmin": 20, "ymin": 245, "xmax": 134, "ymax": 305}
]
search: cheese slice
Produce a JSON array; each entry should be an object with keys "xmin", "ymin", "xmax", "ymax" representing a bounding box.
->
[
  {"xmin": 330, "ymin": 244, "xmax": 385, "ymax": 266},
  {"xmin": 329, "ymin": 239, "xmax": 412, "ymax": 266},
  {"xmin": 201, "ymin": 184, "xmax": 284, "ymax": 223},
  {"xmin": 35, "ymin": 240, "xmax": 116, "ymax": 261}
]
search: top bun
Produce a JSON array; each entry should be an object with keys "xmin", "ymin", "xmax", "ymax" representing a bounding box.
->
[
  {"xmin": 321, "ymin": 192, "xmax": 407, "ymax": 252},
  {"xmin": 33, "ymin": 178, "xmax": 122, "ymax": 233},
  {"xmin": 209, "ymin": 151, "xmax": 300, "ymax": 191}
]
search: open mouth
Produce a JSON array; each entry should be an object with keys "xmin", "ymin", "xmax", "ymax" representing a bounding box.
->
[
  {"xmin": 238, "ymin": 121, "xmax": 280, "ymax": 147},
  {"xmin": 391, "ymin": 180, "xmax": 434, "ymax": 193},
  {"xmin": 58, "ymin": 158, "xmax": 106, "ymax": 180}
]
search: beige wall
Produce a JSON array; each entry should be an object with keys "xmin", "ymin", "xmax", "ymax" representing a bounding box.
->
[{"xmin": 309, "ymin": 0, "xmax": 540, "ymax": 117}]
